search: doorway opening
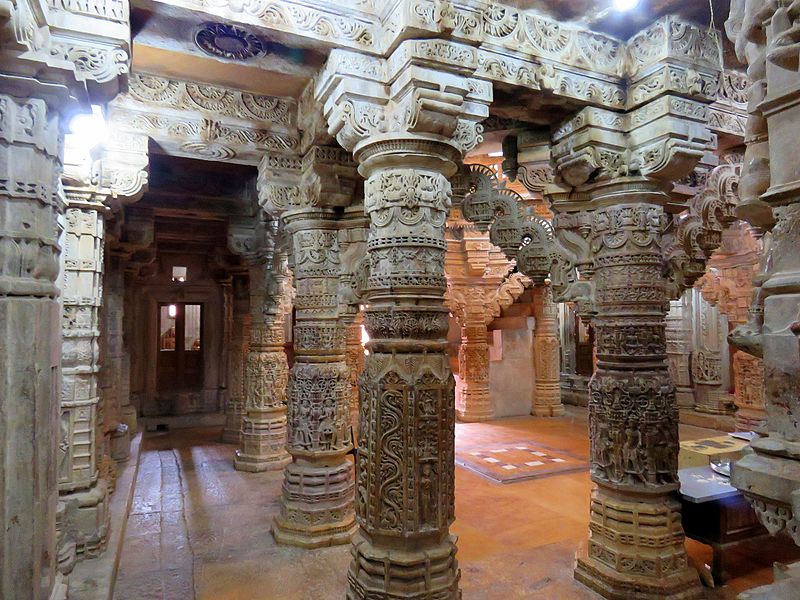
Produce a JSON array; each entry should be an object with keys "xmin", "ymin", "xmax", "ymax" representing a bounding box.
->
[{"xmin": 158, "ymin": 303, "xmax": 204, "ymax": 395}]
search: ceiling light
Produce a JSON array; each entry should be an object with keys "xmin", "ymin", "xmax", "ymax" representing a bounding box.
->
[{"xmin": 613, "ymin": 0, "xmax": 640, "ymax": 11}]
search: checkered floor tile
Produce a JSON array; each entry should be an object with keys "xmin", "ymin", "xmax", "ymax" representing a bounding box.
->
[{"xmin": 455, "ymin": 442, "xmax": 588, "ymax": 484}]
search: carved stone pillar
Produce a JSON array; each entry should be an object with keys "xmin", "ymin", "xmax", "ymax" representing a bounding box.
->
[
  {"xmin": 691, "ymin": 293, "xmax": 734, "ymax": 415},
  {"xmin": 338, "ymin": 204, "xmax": 369, "ymax": 438},
  {"xmin": 548, "ymin": 95, "xmax": 715, "ymax": 599},
  {"xmin": 531, "ymin": 284, "xmax": 564, "ymax": 417},
  {"xmin": 666, "ymin": 292, "xmax": 695, "ymax": 409},
  {"xmin": 575, "ymin": 198, "xmax": 703, "ymax": 599},
  {"xmin": 457, "ymin": 312, "xmax": 492, "ymax": 421},
  {"xmin": 59, "ymin": 184, "xmax": 110, "ymax": 560},
  {"xmin": 696, "ymin": 221, "xmax": 766, "ymax": 428},
  {"xmin": 317, "ymin": 41, "xmax": 490, "ymax": 599},
  {"xmin": 343, "ymin": 311, "xmax": 364, "ymax": 433},
  {"xmin": 101, "ymin": 130, "xmax": 149, "ymax": 441},
  {"xmin": 232, "ymin": 220, "xmax": 291, "ymax": 472},
  {"xmin": 272, "ymin": 208, "xmax": 356, "ymax": 547},
  {"xmin": 222, "ymin": 275, "xmax": 250, "ymax": 444},
  {"xmin": 726, "ymin": 4, "xmax": 800, "ymax": 580},
  {"xmin": 445, "ymin": 217, "xmax": 520, "ymax": 422},
  {"xmin": 0, "ymin": 91, "xmax": 67, "ymax": 600},
  {"xmin": 102, "ymin": 259, "xmax": 134, "ymax": 453}
]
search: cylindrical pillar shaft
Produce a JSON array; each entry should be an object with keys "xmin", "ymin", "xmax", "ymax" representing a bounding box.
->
[
  {"xmin": 234, "ymin": 250, "xmax": 291, "ymax": 472},
  {"xmin": 575, "ymin": 200, "xmax": 701, "ymax": 599},
  {"xmin": 273, "ymin": 209, "xmax": 356, "ymax": 547},
  {"xmin": 0, "ymin": 92, "xmax": 66, "ymax": 600},
  {"xmin": 349, "ymin": 147, "xmax": 461, "ymax": 599},
  {"xmin": 456, "ymin": 320, "xmax": 492, "ymax": 422},
  {"xmin": 532, "ymin": 284, "xmax": 564, "ymax": 417},
  {"xmin": 223, "ymin": 276, "xmax": 249, "ymax": 444}
]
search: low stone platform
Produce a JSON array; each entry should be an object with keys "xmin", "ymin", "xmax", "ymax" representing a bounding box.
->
[{"xmin": 68, "ymin": 433, "xmax": 143, "ymax": 600}]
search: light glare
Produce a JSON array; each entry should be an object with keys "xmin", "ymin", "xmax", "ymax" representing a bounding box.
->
[
  {"xmin": 68, "ymin": 105, "xmax": 108, "ymax": 151},
  {"xmin": 613, "ymin": 0, "xmax": 640, "ymax": 11}
]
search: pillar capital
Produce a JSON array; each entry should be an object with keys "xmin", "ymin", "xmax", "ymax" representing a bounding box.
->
[
  {"xmin": 259, "ymin": 145, "xmax": 360, "ymax": 218},
  {"xmin": 315, "ymin": 40, "xmax": 491, "ymax": 175},
  {"xmin": 551, "ymin": 95, "xmax": 713, "ymax": 204}
]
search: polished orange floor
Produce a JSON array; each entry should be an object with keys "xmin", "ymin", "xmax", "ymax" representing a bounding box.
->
[{"xmin": 114, "ymin": 407, "xmax": 800, "ymax": 599}]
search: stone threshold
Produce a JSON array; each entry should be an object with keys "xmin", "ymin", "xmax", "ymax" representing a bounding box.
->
[
  {"xmin": 142, "ymin": 413, "xmax": 225, "ymax": 431},
  {"xmin": 679, "ymin": 408, "xmax": 737, "ymax": 432},
  {"xmin": 67, "ymin": 432, "xmax": 144, "ymax": 600}
]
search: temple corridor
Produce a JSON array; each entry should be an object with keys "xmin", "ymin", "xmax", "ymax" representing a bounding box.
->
[
  {"xmin": 106, "ymin": 411, "xmax": 800, "ymax": 600},
  {"xmin": 7, "ymin": 0, "xmax": 800, "ymax": 598}
]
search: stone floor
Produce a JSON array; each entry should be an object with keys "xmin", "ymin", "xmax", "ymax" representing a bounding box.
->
[{"xmin": 114, "ymin": 407, "xmax": 800, "ymax": 599}]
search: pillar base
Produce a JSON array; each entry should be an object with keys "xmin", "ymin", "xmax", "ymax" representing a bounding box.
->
[
  {"xmin": 272, "ymin": 459, "xmax": 356, "ymax": 548},
  {"xmin": 574, "ymin": 486, "xmax": 702, "ymax": 600},
  {"xmin": 272, "ymin": 515, "xmax": 357, "ymax": 549},
  {"xmin": 679, "ymin": 407, "xmax": 736, "ymax": 432},
  {"xmin": 233, "ymin": 448, "xmax": 290, "ymax": 472},
  {"xmin": 734, "ymin": 408, "xmax": 767, "ymax": 432},
  {"xmin": 675, "ymin": 389, "xmax": 695, "ymax": 410},
  {"xmin": 693, "ymin": 389, "xmax": 735, "ymax": 415},
  {"xmin": 532, "ymin": 404, "xmax": 565, "ymax": 417},
  {"xmin": 221, "ymin": 428, "xmax": 241, "ymax": 445},
  {"xmin": 455, "ymin": 408, "xmax": 494, "ymax": 422},
  {"xmin": 575, "ymin": 551, "xmax": 703, "ymax": 600},
  {"xmin": 110, "ymin": 424, "xmax": 131, "ymax": 463},
  {"xmin": 347, "ymin": 532, "xmax": 461, "ymax": 600},
  {"xmin": 119, "ymin": 405, "xmax": 138, "ymax": 433},
  {"xmin": 61, "ymin": 479, "xmax": 110, "ymax": 560},
  {"xmin": 234, "ymin": 413, "xmax": 290, "ymax": 472},
  {"xmin": 221, "ymin": 400, "xmax": 244, "ymax": 444},
  {"xmin": 532, "ymin": 380, "xmax": 564, "ymax": 417},
  {"xmin": 49, "ymin": 573, "xmax": 68, "ymax": 600},
  {"xmin": 455, "ymin": 388, "xmax": 493, "ymax": 422}
]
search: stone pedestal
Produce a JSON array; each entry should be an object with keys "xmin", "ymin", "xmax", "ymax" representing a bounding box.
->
[{"xmin": 532, "ymin": 284, "xmax": 564, "ymax": 417}]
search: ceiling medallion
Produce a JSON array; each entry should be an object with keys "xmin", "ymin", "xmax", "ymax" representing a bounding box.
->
[{"xmin": 194, "ymin": 22, "xmax": 267, "ymax": 61}]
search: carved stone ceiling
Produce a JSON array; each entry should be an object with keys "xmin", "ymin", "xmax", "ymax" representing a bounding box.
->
[
  {"xmin": 130, "ymin": 2, "xmax": 325, "ymax": 98},
  {"xmin": 115, "ymin": 0, "xmax": 745, "ymax": 166},
  {"xmin": 139, "ymin": 154, "xmax": 258, "ymax": 222},
  {"xmin": 109, "ymin": 71, "xmax": 299, "ymax": 165},
  {"xmin": 116, "ymin": 155, "xmax": 256, "ymax": 268}
]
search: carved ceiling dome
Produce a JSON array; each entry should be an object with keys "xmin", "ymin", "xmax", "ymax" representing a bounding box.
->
[{"xmin": 194, "ymin": 22, "xmax": 267, "ymax": 61}]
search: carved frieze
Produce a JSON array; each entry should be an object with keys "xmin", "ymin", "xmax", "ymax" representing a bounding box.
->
[
  {"xmin": 126, "ymin": 73, "xmax": 296, "ymax": 126},
  {"xmin": 109, "ymin": 73, "xmax": 299, "ymax": 165}
]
